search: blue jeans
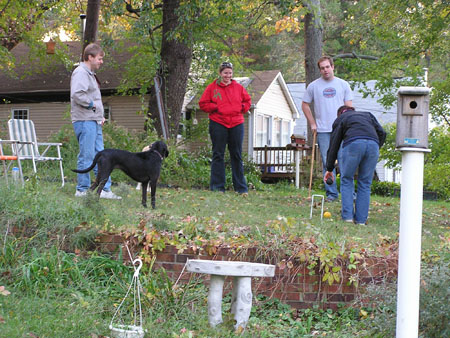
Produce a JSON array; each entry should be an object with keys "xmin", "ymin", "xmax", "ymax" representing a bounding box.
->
[
  {"xmin": 340, "ymin": 139, "xmax": 379, "ymax": 223},
  {"xmin": 317, "ymin": 132, "xmax": 342, "ymax": 199},
  {"xmin": 209, "ymin": 120, "xmax": 248, "ymax": 193},
  {"xmin": 73, "ymin": 121, "xmax": 111, "ymax": 192}
]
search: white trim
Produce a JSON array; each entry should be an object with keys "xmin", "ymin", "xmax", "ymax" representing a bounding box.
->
[
  {"xmin": 257, "ymin": 72, "xmax": 300, "ymax": 120},
  {"xmin": 247, "ymin": 110, "xmax": 254, "ymax": 160},
  {"xmin": 11, "ymin": 108, "xmax": 30, "ymax": 120}
]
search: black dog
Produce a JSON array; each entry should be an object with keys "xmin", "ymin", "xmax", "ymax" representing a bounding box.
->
[{"xmin": 72, "ymin": 141, "xmax": 169, "ymax": 208}]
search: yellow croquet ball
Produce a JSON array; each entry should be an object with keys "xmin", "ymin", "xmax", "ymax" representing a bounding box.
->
[{"xmin": 323, "ymin": 211, "xmax": 332, "ymax": 218}]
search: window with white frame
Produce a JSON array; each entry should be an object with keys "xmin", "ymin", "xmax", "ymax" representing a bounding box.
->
[
  {"xmin": 255, "ymin": 114, "xmax": 270, "ymax": 147},
  {"xmin": 12, "ymin": 109, "xmax": 29, "ymax": 120},
  {"xmin": 274, "ymin": 119, "xmax": 281, "ymax": 146},
  {"xmin": 282, "ymin": 120, "xmax": 290, "ymax": 146},
  {"xmin": 103, "ymin": 106, "xmax": 111, "ymax": 122}
]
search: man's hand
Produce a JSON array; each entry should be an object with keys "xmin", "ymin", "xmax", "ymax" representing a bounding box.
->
[{"xmin": 324, "ymin": 171, "xmax": 334, "ymax": 184}]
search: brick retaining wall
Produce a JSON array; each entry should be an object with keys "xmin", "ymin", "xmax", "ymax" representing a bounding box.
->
[{"xmin": 95, "ymin": 233, "xmax": 398, "ymax": 310}]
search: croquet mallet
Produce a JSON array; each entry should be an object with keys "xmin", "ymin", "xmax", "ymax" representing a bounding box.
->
[{"xmin": 308, "ymin": 130, "xmax": 317, "ymax": 198}]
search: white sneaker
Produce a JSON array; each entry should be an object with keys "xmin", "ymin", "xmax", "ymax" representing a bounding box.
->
[
  {"xmin": 100, "ymin": 190, "xmax": 122, "ymax": 200},
  {"xmin": 75, "ymin": 190, "xmax": 87, "ymax": 197}
]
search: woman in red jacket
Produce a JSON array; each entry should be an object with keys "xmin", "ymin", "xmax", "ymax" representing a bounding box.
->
[{"xmin": 199, "ymin": 62, "xmax": 251, "ymax": 194}]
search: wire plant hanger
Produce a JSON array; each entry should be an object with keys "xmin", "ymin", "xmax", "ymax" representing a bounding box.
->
[{"xmin": 109, "ymin": 245, "xmax": 145, "ymax": 338}]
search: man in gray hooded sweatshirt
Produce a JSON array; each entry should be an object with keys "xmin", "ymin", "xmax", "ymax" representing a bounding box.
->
[{"xmin": 70, "ymin": 43, "xmax": 120, "ymax": 199}]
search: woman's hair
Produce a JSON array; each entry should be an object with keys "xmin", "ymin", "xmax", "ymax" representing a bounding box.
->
[
  {"xmin": 83, "ymin": 43, "xmax": 104, "ymax": 61},
  {"xmin": 337, "ymin": 105, "xmax": 355, "ymax": 117},
  {"xmin": 219, "ymin": 61, "xmax": 233, "ymax": 73}
]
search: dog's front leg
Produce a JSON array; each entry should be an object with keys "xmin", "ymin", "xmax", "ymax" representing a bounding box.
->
[
  {"xmin": 150, "ymin": 179, "xmax": 157, "ymax": 209},
  {"xmin": 141, "ymin": 181, "xmax": 149, "ymax": 208}
]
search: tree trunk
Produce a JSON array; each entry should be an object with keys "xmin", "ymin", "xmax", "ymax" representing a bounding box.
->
[
  {"xmin": 304, "ymin": 0, "xmax": 323, "ymax": 146},
  {"xmin": 83, "ymin": 0, "xmax": 101, "ymax": 51},
  {"xmin": 147, "ymin": 0, "xmax": 192, "ymax": 139}
]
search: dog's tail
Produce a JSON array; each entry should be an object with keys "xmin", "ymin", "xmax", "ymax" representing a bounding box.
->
[{"xmin": 71, "ymin": 153, "xmax": 101, "ymax": 174}]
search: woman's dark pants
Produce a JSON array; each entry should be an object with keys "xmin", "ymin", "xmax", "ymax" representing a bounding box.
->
[{"xmin": 209, "ymin": 120, "xmax": 248, "ymax": 193}]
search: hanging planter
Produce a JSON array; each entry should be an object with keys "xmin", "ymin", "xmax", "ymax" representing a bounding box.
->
[
  {"xmin": 110, "ymin": 257, "xmax": 145, "ymax": 338},
  {"xmin": 110, "ymin": 324, "xmax": 144, "ymax": 338}
]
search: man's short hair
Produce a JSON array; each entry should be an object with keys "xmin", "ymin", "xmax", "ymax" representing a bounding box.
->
[
  {"xmin": 317, "ymin": 56, "xmax": 334, "ymax": 69},
  {"xmin": 83, "ymin": 43, "xmax": 104, "ymax": 61},
  {"xmin": 337, "ymin": 105, "xmax": 355, "ymax": 117}
]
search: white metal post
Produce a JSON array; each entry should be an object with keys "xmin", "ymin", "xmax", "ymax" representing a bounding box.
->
[{"xmin": 396, "ymin": 148, "xmax": 429, "ymax": 338}]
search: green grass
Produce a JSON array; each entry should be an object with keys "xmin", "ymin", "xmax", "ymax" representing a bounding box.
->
[
  {"xmin": 1, "ymin": 179, "xmax": 447, "ymax": 254},
  {"xmin": 0, "ymin": 179, "xmax": 449, "ymax": 337}
]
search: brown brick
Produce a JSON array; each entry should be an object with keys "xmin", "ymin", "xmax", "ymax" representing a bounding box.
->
[
  {"xmin": 344, "ymin": 293, "xmax": 355, "ymax": 302},
  {"xmin": 327, "ymin": 294, "xmax": 345, "ymax": 302},
  {"xmin": 325, "ymin": 302, "xmax": 338, "ymax": 311},
  {"xmin": 197, "ymin": 255, "xmax": 214, "ymax": 260},
  {"xmin": 161, "ymin": 262, "xmax": 185, "ymax": 272},
  {"xmin": 284, "ymin": 292, "xmax": 300, "ymax": 301},
  {"xmin": 176, "ymin": 254, "xmax": 195, "ymax": 263},
  {"xmin": 281, "ymin": 283, "xmax": 302, "ymax": 293},
  {"xmin": 217, "ymin": 247, "xmax": 230, "ymax": 256},
  {"xmin": 155, "ymin": 253, "xmax": 175, "ymax": 262},
  {"xmin": 304, "ymin": 293, "xmax": 318, "ymax": 301},
  {"xmin": 323, "ymin": 284, "xmax": 342, "ymax": 293},
  {"xmin": 161, "ymin": 245, "xmax": 175, "ymax": 254}
]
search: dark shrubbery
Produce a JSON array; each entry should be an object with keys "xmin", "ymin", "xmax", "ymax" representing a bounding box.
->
[
  {"xmin": 353, "ymin": 259, "xmax": 450, "ymax": 338},
  {"xmin": 371, "ymin": 180, "xmax": 401, "ymax": 197}
]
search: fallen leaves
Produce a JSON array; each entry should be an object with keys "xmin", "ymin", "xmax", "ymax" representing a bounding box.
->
[{"xmin": 0, "ymin": 286, "xmax": 11, "ymax": 296}]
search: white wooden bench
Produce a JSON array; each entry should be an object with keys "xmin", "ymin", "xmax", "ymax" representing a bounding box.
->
[{"xmin": 186, "ymin": 259, "xmax": 275, "ymax": 330}]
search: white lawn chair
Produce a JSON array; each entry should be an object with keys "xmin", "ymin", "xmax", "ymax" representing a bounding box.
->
[{"xmin": 8, "ymin": 119, "xmax": 65, "ymax": 186}]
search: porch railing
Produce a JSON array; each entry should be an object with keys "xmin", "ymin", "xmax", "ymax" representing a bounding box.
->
[{"xmin": 252, "ymin": 145, "xmax": 321, "ymax": 184}]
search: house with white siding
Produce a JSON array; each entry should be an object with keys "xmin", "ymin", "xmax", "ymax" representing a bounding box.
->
[{"xmin": 287, "ymin": 81, "xmax": 400, "ymax": 183}]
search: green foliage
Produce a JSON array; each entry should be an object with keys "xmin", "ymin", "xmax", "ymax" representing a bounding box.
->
[
  {"xmin": 16, "ymin": 247, "xmax": 131, "ymax": 297},
  {"xmin": 371, "ymin": 181, "xmax": 401, "ymax": 197},
  {"xmin": 424, "ymin": 126, "xmax": 450, "ymax": 200},
  {"xmin": 340, "ymin": 0, "xmax": 450, "ymax": 124},
  {"xmin": 379, "ymin": 123, "xmax": 401, "ymax": 170},
  {"xmin": 351, "ymin": 259, "xmax": 450, "ymax": 338},
  {"xmin": 379, "ymin": 124, "xmax": 450, "ymax": 200}
]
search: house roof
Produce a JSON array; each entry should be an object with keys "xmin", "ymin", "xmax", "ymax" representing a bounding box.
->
[{"xmin": 0, "ymin": 41, "xmax": 133, "ymax": 103}]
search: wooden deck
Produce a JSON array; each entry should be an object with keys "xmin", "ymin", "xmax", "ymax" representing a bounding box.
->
[{"xmin": 252, "ymin": 144, "xmax": 321, "ymax": 184}]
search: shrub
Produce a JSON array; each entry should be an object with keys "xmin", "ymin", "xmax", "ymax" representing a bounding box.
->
[
  {"xmin": 371, "ymin": 180, "xmax": 401, "ymax": 197},
  {"xmin": 352, "ymin": 259, "xmax": 450, "ymax": 338}
]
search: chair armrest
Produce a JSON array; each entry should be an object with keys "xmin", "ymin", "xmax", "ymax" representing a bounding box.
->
[
  {"xmin": 0, "ymin": 139, "xmax": 33, "ymax": 145},
  {"xmin": 37, "ymin": 142, "xmax": 63, "ymax": 146}
]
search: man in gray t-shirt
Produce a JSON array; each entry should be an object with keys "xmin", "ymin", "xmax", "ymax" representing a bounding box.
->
[{"xmin": 302, "ymin": 56, "xmax": 353, "ymax": 201}]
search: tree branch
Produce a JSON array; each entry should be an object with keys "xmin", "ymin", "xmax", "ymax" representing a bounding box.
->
[
  {"xmin": 125, "ymin": 0, "xmax": 140, "ymax": 17},
  {"xmin": 333, "ymin": 52, "xmax": 379, "ymax": 61},
  {"xmin": 0, "ymin": 0, "xmax": 12, "ymax": 17}
]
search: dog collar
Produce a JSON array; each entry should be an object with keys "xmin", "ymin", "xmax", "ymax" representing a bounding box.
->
[{"xmin": 153, "ymin": 149, "xmax": 164, "ymax": 160}]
